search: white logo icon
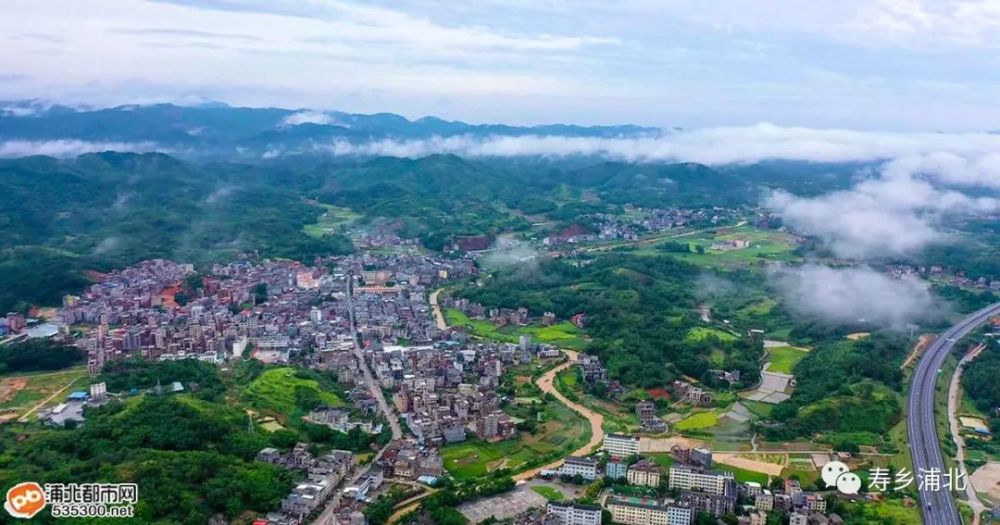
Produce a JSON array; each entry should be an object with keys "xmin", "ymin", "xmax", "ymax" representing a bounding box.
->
[{"xmin": 821, "ymin": 461, "xmax": 861, "ymax": 495}]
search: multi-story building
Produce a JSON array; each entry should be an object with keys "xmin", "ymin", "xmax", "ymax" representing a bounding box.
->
[
  {"xmin": 627, "ymin": 459, "xmax": 661, "ymax": 487},
  {"xmin": 755, "ymin": 489, "xmax": 773, "ymax": 511},
  {"xmin": 666, "ymin": 502, "xmax": 693, "ymax": 525},
  {"xmin": 559, "ymin": 456, "xmax": 598, "ymax": 480},
  {"xmin": 668, "ymin": 466, "xmax": 735, "ymax": 495},
  {"xmin": 546, "ymin": 501, "xmax": 602, "ymax": 525},
  {"xmin": 748, "ymin": 510, "xmax": 767, "ymax": 525},
  {"xmin": 604, "ymin": 433, "xmax": 641, "ymax": 457},
  {"xmin": 606, "ymin": 458, "xmax": 628, "ymax": 480},
  {"xmin": 680, "ymin": 484, "xmax": 737, "ymax": 518},
  {"xmin": 804, "ymin": 493, "xmax": 826, "ymax": 513},
  {"xmin": 607, "ymin": 495, "xmax": 670, "ymax": 525},
  {"xmin": 788, "ymin": 512, "xmax": 808, "ymax": 525}
]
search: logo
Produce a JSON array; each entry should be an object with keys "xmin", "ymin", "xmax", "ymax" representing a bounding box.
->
[
  {"xmin": 821, "ymin": 461, "xmax": 862, "ymax": 495},
  {"xmin": 5, "ymin": 482, "xmax": 46, "ymax": 519}
]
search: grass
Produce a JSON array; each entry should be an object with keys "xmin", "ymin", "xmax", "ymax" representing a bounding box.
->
[
  {"xmin": 685, "ymin": 327, "xmax": 738, "ymax": 343},
  {"xmin": 742, "ymin": 400, "xmax": 774, "ymax": 419},
  {"xmin": 441, "ymin": 395, "xmax": 590, "ymax": 480},
  {"xmin": 765, "ymin": 346, "xmax": 809, "ymax": 374},
  {"xmin": 243, "ymin": 367, "xmax": 343, "ymax": 416},
  {"xmin": 632, "ymin": 225, "xmax": 799, "ymax": 268},
  {"xmin": 302, "ymin": 203, "xmax": 360, "ymax": 238},
  {"xmin": 445, "ymin": 309, "xmax": 587, "ymax": 349},
  {"xmin": 530, "ymin": 486, "xmax": 563, "ymax": 501},
  {"xmin": 718, "ymin": 464, "xmax": 770, "ymax": 485},
  {"xmin": 675, "ymin": 410, "xmax": 720, "ymax": 432},
  {"xmin": 0, "ymin": 366, "xmax": 89, "ymax": 416}
]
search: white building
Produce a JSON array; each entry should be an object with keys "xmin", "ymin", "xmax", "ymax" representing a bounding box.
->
[
  {"xmin": 666, "ymin": 503, "xmax": 693, "ymax": 525},
  {"xmin": 546, "ymin": 501, "xmax": 602, "ymax": 525},
  {"xmin": 789, "ymin": 513, "xmax": 808, "ymax": 525},
  {"xmin": 559, "ymin": 456, "xmax": 598, "ymax": 480},
  {"xmin": 668, "ymin": 466, "xmax": 734, "ymax": 495},
  {"xmin": 603, "ymin": 433, "xmax": 641, "ymax": 457}
]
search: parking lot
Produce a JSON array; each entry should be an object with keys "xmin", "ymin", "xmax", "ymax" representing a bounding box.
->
[{"xmin": 458, "ymin": 486, "xmax": 547, "ymax": 522}]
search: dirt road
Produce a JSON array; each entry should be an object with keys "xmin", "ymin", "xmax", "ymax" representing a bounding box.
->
[
  {"xmin": 429, "ymin": 290, "xmax": 606, "ymax": 481},
  {"xmin": 513, "ymin": 349, "xmax": 605, "ymax": 481},
  {"xmin": 948, "ymin": 343, "xmax": 988, "ymax": 525}
]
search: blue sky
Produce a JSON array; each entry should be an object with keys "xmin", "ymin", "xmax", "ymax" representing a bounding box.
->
[{"xmin": 3, "ymin": 0, "xmax": 1000, "ymax": 130}]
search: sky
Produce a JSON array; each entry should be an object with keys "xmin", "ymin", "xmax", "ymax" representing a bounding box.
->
[{"xmin": 4, "ymin": 0, "xmax": 1000, "ymax": 130}]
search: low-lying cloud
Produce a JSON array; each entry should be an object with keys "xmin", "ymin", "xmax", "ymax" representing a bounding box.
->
[
  {"xmin": 280, "ymin": 110, "xmax": 339, "ymax": 127},
  {"xmin": 0, "ymin": 139, "xmax": 158, "ymax": 158},
  {"xmin": 310, "ymin": 123, "xmax": 1000, "ymax": 166},
  {"xmin": 766, "ymin": 153, "xmax": 1000, "ymax": 259},
  {"xmin": 771, "ymin": 264, "xmax": 942, "ymax": 328}
]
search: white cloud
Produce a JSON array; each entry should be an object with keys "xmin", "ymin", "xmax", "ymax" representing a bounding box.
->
[
  {"xmin": 279, "ymin": 110, "xmax": 338, "ymax": 127},
  {"xmin": 306, "ymin": 124, "xmax": 1000, "ymax": 173},
  {"xmin": 0, "ymin": 139, "xmax": 159, "ymax": 157},
  {"xmin": 771, "ymin": 264, "xmax": 943, "ymax": 327}
]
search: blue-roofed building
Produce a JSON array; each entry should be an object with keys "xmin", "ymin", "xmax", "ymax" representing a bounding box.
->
[{"xmin": 67, "ymin": 391, "xmax": 89, "ymax": 402}]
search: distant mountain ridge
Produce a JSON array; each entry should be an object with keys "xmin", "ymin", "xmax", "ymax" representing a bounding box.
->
[{"xmin": 0, "ymin": 100, "xmax": 659, "ymax": 158}]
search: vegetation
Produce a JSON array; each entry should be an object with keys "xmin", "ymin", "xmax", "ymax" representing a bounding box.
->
[
  {"xmin": 0, "ymin": 340, "xmax": 84, "ymax": 375},
  {"xmin": 457, "ymin": 255, "xmax": 764, "ymax": 389}
]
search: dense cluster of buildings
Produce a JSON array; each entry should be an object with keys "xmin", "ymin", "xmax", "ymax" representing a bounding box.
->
[{"xmin": 48, "ymin": 255, "xmax": 475, "ymax": 376}]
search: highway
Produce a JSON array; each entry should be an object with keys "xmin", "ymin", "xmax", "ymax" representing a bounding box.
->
[{"xmin": 907, "ymin": 301, "xmax": 1000, "ymax": 525}]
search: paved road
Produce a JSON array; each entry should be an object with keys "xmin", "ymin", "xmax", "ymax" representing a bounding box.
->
[
  {"xmin": 312, "ymin": 274, "xmax": 406, "ymax": 525},
  {"xmin": 908, "ymin": 302, "xmax": 1000, "ymax": 525}
]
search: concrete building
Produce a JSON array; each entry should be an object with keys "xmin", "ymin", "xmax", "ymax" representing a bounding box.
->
[
  {"xmin": 789, "ymin": 513, "xmax": 808, "ymax": 525},
  {"xmin": 607, "ymin": 495, "xmax": 670, "ymax": 525},
  {"xmin": 603, "ymin": 433, "xmax": 641, "ymax": 457},
  {"xmin": 668, "ymin": 466, "xmax": 735, "ymax": 495},
  {"xmin": 559, "ymin": 456, "xmax": 598, "ymax": 480},
  {"xmin": 606, "ymin": 458, "xmax": 628, "ymax": 480},
  {"xmin": 755, "ymin": 489, "xmax": 773, "ymax": 511},
  {"xmin": 546, "ymin": 501, "xmax": 602, "ymax": 525},
  {"xmin": 627, "ymin": 459, "xmax": 661, "ymax": 487}
]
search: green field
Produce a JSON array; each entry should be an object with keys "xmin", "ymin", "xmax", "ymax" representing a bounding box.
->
[
  {"xmin": 765, "ymin": 346, "xmax": 809, "ymax": 374},
  {"xmin": 633, "ymin": 225, "xmax": 799, "ymax": 268},
  {"xmin": 441, "ymin": 396, "xmax": 590, "ymax": 479},
  {"xmin": 242, "ymin": 367, "xmax": 343, "ymax": 416},
  {"xmin": 685, "ymin": 327, "xmax": 738, "ymax": 343},
  {"xmin": 445, "ymin": 309, "xmax": 586, "ymax": 349},
  {"xmin": 530, "ymin": 486, "xmax": 563, "ymax": 501},
  {"xmin": 303, "ymin": 203, "xmax": 360, "ymax": 238},
  {"xmin": 675, "ymin": 410, "xmax": 720, "ymax": 431}
]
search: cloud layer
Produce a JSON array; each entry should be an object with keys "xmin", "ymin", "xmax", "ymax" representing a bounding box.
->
[
  {"xmin": 771, "ymin": 264, "xmax": 942, "ymax": 327},
  {"xmin": 309, "ymin": 124, "xmax": 1000, "ymax": 167},
  {"xmin": 0, "ymin": 139, "xmax": 159, "ymax": 158}
]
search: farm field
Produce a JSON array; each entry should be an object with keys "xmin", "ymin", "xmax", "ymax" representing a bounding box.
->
[
  {"xmin": 685, "ymin": 326, "xmax": 738, "ymax": 343},
  {"xmin": 675, "ymin": 410, "xmax": 720, "ymax": 432},
  {"xmin": 302, "ymin": 202, "xmax": 360, "ymax": 238},
  {"xmin": 765, "ymin": 346, "xmax": 809, "ymax": 374},
  {"xmin": 445, "ymin": 309, "xmax": 587, "ymax": 349}
]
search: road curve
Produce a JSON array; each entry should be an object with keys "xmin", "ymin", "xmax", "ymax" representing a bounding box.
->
[
  {"xmin": 513, "ymin": 349, "xmax": 606, "ymax": 481},
  {"xmin": 908, "ymin": 302, "xmax": 1000, "ymax": 525}
]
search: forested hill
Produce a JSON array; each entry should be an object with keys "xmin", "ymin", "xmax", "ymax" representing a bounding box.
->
[
  {"xmin": 0, "ymin": 150, "xmax": 864, "ymax": 313},
  {"xmin": 0, "ymin": 101, "xmax": 656, "ymax": 153}
]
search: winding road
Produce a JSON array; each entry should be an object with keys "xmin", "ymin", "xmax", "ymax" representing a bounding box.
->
[
  {"xmin": 428, "ymin": 289, "xmax": 606, "ymax": 481},
  {"xmin": 908, "ymin": 301, "xmax": 1000, "ymax": 525}
]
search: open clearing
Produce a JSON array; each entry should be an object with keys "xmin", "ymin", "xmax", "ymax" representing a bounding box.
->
[
  {"xmin": 242, "ymin": 367, "xmax": 342, "ymax": 416},
  {"xmin": 971, "ymin": 462, "xmax": 1000, "ymax": 503},
  {"xmin": 445, "ymin": 309, "xmax": 587, "ymax": 349},
  {"xmin": 0, "ymin": 367, "xmax": 89, "ymax": 418},
  {"xmin": 764, "ymin": 346, "xmax": 809, "ymax": 374}
]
